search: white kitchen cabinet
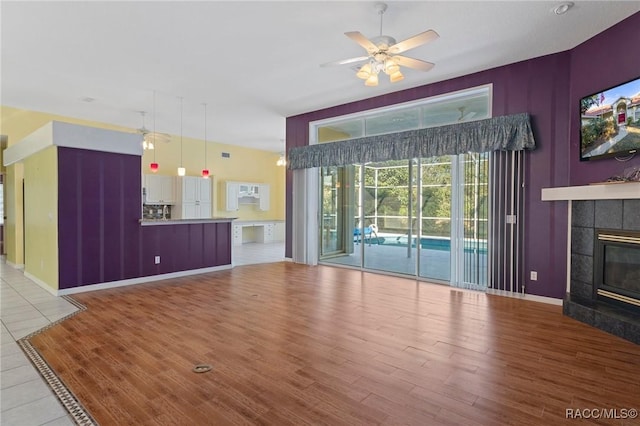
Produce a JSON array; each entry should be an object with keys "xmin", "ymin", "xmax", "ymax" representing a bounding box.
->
[
  {"xmin": 258, "ymin": 184, "xmax": 270, "ymax": 211},
  {"xmin": 174, "ymin": 176, "xmax": 212, "ymax": 219},
  {"xmin": 232, "ymin": 224, "xmax": 243, "ymax": 245},
  {"xmin": 263, "ymin": 223, "xmax": 275, "ymax": 242},
  {"xmin": 225, "ymin": 181, "xmax": 270, "ymax": 211},
  {"xmin": 225, "ymin": 182, "xmax": 240, "ymax": 211},
  {"xmin": 144, "ymin": 175, "xmax": 176, "ymax": 204}
]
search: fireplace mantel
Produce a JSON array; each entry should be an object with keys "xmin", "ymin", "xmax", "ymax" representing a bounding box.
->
[{"xmin": 542, "ymin": 182, "xmax": 640, "ymax": 201}]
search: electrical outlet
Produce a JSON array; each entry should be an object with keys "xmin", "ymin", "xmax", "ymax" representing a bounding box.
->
[
  {"xmin": 530, "ymin": 271, "xmax": 538, "ymax": 281},
  {"xmin": 154, "ymin": 256, "xmax": 160, "ymax": 265}
]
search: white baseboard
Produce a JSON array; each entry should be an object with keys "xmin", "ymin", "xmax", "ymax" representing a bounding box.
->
[
  {"xmin": 58, "ymin": 265, "xmax": 232, "ymax": 296},
  {"xmin": 6, "ymin": 260, "xmax": 25, "ymax": 270},
  {"xmin": 23, "ymin": 272, "xmax": 59, "ymax": 296},
  {"xmin": 486, "ymin": 288, "xmax": 563, "ymax": 306}
]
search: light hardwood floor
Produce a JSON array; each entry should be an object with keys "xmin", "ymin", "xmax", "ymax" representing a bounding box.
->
[{"xmin": 30, "ymin": 263, "xmax": 640, "ymax": 425}]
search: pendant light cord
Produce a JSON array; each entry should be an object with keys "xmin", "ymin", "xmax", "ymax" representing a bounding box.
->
[
  {"xmin": 153, "ymin": 90, "xmax": 157, "ymax": 162},
  {"xmin": 204, "ymin": 103, "xmax": 207, "ymax": 169},
  {"xmin": 180, "ymin": 97, "xmax": 183, "ymax": 168}
]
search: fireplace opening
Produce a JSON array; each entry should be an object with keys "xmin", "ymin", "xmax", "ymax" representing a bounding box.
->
[{"xmin": 594, "ymin": 229, "xmax": 640, "ymax": 314}]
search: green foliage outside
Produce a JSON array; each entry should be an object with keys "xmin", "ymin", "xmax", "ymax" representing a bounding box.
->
[{"xmin": 356, "ymin": 155, "xmax": 488, "ymax": 239}]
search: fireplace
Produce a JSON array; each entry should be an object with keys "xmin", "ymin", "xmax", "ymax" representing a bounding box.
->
[{"xmin": 594, "ymin": 229, "xmax": 640, "ymax": 314}]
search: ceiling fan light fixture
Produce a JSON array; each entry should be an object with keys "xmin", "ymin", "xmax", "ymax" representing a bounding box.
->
[
  {"xmin": 356, "ymin": 63, "xmax": 373, "ymax": 79},
  {"xmin": 365, "ymin": 73, "xmax": 379, "ymax": 87},
  {"xmin": 142, "ymin": 137, "xmax": 155, "ymax": 150},
  {"xmin": 389, "ymin": 70, "xmax": 404, "ymax": 83},
  {"xmin": 384, "ymin": 59, "xmax": 400, "ymax": 75}
]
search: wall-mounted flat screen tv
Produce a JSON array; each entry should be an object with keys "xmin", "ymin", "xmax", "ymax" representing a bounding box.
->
[{"xmin": 580, "ymin": 76, "xmax": 640, "ymax": 161}]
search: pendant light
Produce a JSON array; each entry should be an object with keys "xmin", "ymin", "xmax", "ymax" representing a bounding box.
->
[
  {"xmin": 177, "ymin": 96, "xmax": 186, "ymax": 177},
  {"xmin": 149, "ymin": 90, "xmax": 159, "ymax": 172},
  {"xmin": 202, "ymin": 103, "xmax": 210, "ymax": 179}
]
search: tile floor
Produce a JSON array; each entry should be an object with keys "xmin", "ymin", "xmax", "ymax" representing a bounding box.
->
[
  {"xmin": 233, "ymin": 241, "xmax": 286, "ymax": 266},
  {"xmin": 0, "ymin": 241, "xmax": 285, "ymax": 425},
  {"xmin": 1, "ymin": 261, "xmax": 77, "ymax": 426}
]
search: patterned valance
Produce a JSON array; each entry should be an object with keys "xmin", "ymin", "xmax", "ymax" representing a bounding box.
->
[{"xmin": 288, "ymin": 113, "xmax": 535, "ymax": 169}]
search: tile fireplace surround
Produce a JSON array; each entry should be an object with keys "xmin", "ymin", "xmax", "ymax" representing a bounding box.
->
[{"xmin": 542, "ymin": 182, "xmax": 640, "ymax": 344}]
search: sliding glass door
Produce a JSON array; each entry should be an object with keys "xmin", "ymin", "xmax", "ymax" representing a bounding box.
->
[{"xmin": 319, "ymin": 154, "xmax": 488, "ymax": 290}]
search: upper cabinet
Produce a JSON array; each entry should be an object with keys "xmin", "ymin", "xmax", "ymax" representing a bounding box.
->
[
  {"xmin": 258, "ymin": 184, "xmax": 270, "ymax": 211},
  {"xmin": 173, "ymin": 176, "xmax": 212, "ymax": 219},
  {"xmin": 226, "ymin": 182, "xmax": 240, "ymax": 211},
  {"xmin": 225, "ymin": 181, "xmax": 270, "ymax": 211},
  {"xmin": 144, "ymin": 175, "xmax": 176, "ymax": 204}
]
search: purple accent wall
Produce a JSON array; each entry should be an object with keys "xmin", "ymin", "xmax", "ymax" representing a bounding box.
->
[
  {"xmin": 569, "ymin": 12, "xmax": 640, "ymax": 185},
  {"xmin": 285, "ymin": 12, "xmax": 640, "ymax": 298},
  {"xmin": 57, "ymin": 147, "xmax": 231, "ymax": 290}
]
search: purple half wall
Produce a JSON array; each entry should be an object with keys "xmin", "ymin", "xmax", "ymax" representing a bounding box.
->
[
  {"xmin": 57, "ymin": 147, "xmax": 231, "ymax": 290},
  {"xmin": 285, "ymin": 12, "xmax": 640, "ymax": 299}
]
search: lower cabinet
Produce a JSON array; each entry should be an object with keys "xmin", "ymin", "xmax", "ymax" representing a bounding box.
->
[{"xmin": 232, "ymin": 225, "xmax": 243, "ymax": 246}]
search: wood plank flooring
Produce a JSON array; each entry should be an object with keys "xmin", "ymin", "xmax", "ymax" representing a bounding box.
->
[{"xmin": 29, "ymin": 263, "xmax": 640, "ymax": 425}]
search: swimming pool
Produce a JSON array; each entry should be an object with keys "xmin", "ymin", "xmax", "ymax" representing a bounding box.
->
[{"xmin": 374, "ymin": 234, "xmax": 487, "ymax": 253}]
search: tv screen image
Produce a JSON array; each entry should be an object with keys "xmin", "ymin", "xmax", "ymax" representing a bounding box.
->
[{"xmin": 580, "ymin": 76, "xmax": 640, "ymax": 161}]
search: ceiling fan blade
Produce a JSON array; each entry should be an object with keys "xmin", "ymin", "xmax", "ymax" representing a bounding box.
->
[
  {"xmin": 393, "ymin": 55, "xmax": 435, "ymax": 72},
  {"xmin": 320, "ymin": 56, "xmax": 370, "ymax": 67},
  {"xmin": 388, "ymin": 30, "xmax": 439, "ymax": 54},
  {"xmin": 345, "ymin": 31, "xmax": 378, "ymax": 54}
]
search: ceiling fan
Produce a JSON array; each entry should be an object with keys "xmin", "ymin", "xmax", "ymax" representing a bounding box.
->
[
  {"xmin": 321, "ymin": 2, "xmax": 439, "ymax": 86},
  {"xmin": 137, "ymin": 111, "xmax": 171, "ymax": 149}
]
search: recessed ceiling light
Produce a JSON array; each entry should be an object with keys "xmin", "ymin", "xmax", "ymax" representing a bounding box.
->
[{"xmin": 553, "ymin": 2, "xmax": 574, "ymax": 15}]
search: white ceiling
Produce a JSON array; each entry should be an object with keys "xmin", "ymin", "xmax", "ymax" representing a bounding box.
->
[{"xmin": 2, "ymin": 1, "xmax": 639, "ymax": 153}]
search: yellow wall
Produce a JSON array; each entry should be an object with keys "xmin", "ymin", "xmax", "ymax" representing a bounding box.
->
[
  {"xmin": 1, "ymin": 105, "xmax": 286, "ymax": 266},
  {"xmin": 4, "ymin": 163, "xmax": 23, "ymax": 266},
  {"xmin": 23, "ymin": 146, "xmax": 58, "ymax": 290}
]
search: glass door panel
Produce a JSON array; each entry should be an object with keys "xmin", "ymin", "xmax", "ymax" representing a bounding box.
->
[
  {"xmin": 319, "ymin": 166, "xmax": 358, "ymax": 265},
  {"xmin": 419, "ymin": 156, "xmax": 452, "ymax": 282},
  {"xmin": 363, "ymin": 160, "xmax": 417, "ymax": 275},
  {"xmin": 320, "ymin": 166, "xmax": 344, "ymax": 256}
]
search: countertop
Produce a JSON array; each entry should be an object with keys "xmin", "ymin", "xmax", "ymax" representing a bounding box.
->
[
  {"xmin": 233, "ymin": 219, "xmax": 284, "ymax": 225},
  {"xmin": 140, "ymin": 218, "xmax": 237, "ymax": 226}
]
